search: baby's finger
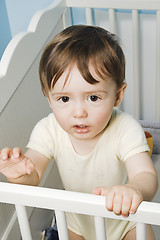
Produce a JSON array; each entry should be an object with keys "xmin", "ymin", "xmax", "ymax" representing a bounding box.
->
[
  {"xmin": 94, "ymin": 187, "xmax": 115, "ymax": 212},
  {"xmin": 1, "ymin": 148, "xmax": 12, "ymax": 160},
  {"xmin": 105, "ymin": 190, "xmax": 115, "ymax": 212},
  {"xmin": 112, "ymin": 192, "xmax": 123, "ymax": 215},
  {"xmin": 93, "ymin": 187, "xmax": 105, "ymax": 195},
  {"xmin": 12, "ymin": 147, "xmax": 22, "ymax": 159},
  {"xmin": 129, "ymin": 191, "xmax": 143, "ymax": 214},
  {"xmin": 121, "ymin": 195, "xmax": 132, "ymax": 217}
]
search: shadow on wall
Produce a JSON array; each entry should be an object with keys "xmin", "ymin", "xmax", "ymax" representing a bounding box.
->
[{"xmin": 0, "ymin": 0, "xmax": 12, "ymax": 60}]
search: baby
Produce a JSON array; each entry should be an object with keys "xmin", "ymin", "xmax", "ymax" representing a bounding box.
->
[{"xmin": 0, "ymin": 25, "xmax": 157, "ymax": 240}]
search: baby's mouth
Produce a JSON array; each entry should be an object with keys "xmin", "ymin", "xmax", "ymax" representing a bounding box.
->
[
  {"xmin": 76, "ymin": 125, "xmax": 86, "ymax": 128},
  {"xmin": 74, "ymin": 125, "xmax": 90, "ymax": 134}
]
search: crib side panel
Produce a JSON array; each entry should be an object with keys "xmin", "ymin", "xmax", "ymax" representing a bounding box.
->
[
  {"xmin": 0, "ymin": 0, "xmax": 66, "ymax": 114},
  {"xmin": 0, "ymin": 183, "xmax": 160, "ymax": 239}
]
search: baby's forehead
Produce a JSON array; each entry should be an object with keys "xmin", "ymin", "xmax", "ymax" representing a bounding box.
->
[
  {"xmin": 51, "ymin": 64, "xmax": 115, "ymax": 92},
  {"xmin": 48, "ymin": 58, "xmax": 117, "ymax": 95},
  {"xmin": 53, "ymin": 63, "xmax": 98, "ymax": 85},
  {"xmin": 59, "ymin": 62, "xmax": 104, "ymax": 81}
]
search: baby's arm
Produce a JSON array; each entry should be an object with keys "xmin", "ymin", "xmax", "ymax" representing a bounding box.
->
[
  {"xmin": 124, "ymin": 152, "xmax": 158, "ymax": 202},
  {"xmin": 93, "ymin": 152, "xmax": 158, "ymax": 217},
  {"xmin": 0, "ymin": 147, "xmax": 49, "ymax": 186}
]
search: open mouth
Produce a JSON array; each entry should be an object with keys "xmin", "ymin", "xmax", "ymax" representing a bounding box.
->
[
  {"xmin": 76, "ymin": 125, "xmax": 87, "ymax": 128},
  {"xmin": 74, "ymin": 125, "xmax": 90, "ymax": 134}
]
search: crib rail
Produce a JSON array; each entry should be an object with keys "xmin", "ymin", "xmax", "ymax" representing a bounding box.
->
[
  {"xmin": 66, "ymin": 0, "xmax": 160, "ymax": 9},
  {"xmin": 0, "ymin": 182, "xmax": 160, "ymax": 240}
]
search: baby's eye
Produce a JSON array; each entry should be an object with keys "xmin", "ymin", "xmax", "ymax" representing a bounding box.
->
[
  {"xmin": 89, "ymin": 95, "xmax": 100, "ymax": 102},
  {"xmin": 59, "ymin": 96, "xmax": 69, "ymax": 103}
]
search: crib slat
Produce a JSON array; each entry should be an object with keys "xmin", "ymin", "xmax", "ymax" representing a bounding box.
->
[
  {"xmin": 109, "ymin": 9, "xmax": 116, "ymax": 34},
  {"xmin": 156, "ymin": 10, "xmax": 160, "ymax": 122},
  {"xmin": 62, "ymin": 11, "xmax": 67, "ymax": 29},
  {"xmin": 94, "ymin": 216, "xmax": 106, "ymax": 240},
  {"xmin": 132, "ymin": 9, "xmax": 140, "ymax": 119},
  {"xmin": 85, "ymin": 8, "xmax": 93, "ymax": 25},
  {"xmin": 55, "ymin": 210, "xmax": 69, "ymax": 240},
  {"xmin": 136, "ymin": 222, "xmax": 147, "ymax": 240},
  {"xmin": 62, "ymin": 7, "xmax": 72, "ymax": 29},
  {"xmin": 15, "ymin": 204, "xmax": 32, "ymax": 240}
]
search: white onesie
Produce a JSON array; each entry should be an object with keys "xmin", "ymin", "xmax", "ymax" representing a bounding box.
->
[{"xmin": 27, "ymin": 109, "xmax": 149, "ymax": 239}]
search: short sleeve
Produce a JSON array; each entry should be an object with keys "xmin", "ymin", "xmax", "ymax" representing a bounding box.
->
[
  {"xmin": 26, "ymin": 114, "xmax": 58, "ymax": 159},
  {"xmin": 116, "ymin": 112, "xmax": 150, "ymax": 162}
]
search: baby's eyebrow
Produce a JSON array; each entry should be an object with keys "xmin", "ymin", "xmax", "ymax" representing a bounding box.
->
[
  {"xmin": 52, "ymin": 90, "xmax": 108, "ymax": 96},
  {"xmin": 85, "ymin": 90, "xmax": 108, "ymax": 94},
  {"xmin": 52, "ymin": 90, "xmax": 108, "ymax": 95},
  {"xmin": 52, "ymin": 91, "xmax": 70, "ymax": 96}
]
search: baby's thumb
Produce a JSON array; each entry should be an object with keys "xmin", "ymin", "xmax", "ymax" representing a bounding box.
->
[{"xmin": 93, "ymin": 187, "xmax": 108, "ymax": 196}]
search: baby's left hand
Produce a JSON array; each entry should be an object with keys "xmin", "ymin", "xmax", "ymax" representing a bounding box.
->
[{"xmin": 93, "ymin": 185, "xmax": 143, "ymax": 217}]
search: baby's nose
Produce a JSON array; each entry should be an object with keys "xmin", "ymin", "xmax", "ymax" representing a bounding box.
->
[{"xmin": 73, "ymin": 103, "xmax": 88, "ymax": 118}]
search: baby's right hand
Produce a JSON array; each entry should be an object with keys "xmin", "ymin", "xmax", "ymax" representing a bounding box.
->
[{"xmin": 0, "ymin": 147, "xmax": 35, "ymax": 180}]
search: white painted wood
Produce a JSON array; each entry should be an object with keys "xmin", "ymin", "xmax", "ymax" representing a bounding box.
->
[
  {"xmin": 0, "ymin": 0, "xmax": 66, "ymax": 113},
  {"xmin": 109, "ymin": 9, "xmax": 116, "ymax": 34},
  {"xmin": 156, "ymin": 10, "xmax": 160, "ymax": 121},
  {"xmin": 55, "ymin": 210, "xmax": 69, "ymax": 240},
  {"xmin": 0, "ymin": 183, "xmax": 160, "ymax": 226},
  {"xmin": 62, "ymin": 7, "xmax": 72, "ymax": 29},
  {"xmin": 94, "ymin": 216, "xmax": 106, "ymax": 240},
  {"xmin": 15, "ymin": 205, "xmax": 32, "ymax": 240},
  {"xmin": 66, "ymin": 0, "xmax": 160, "ymax": 10},
  {"xmin": 132, "ymin": 9, "xmax": 140, "ymax": 119},
  {"xmin": 85, "ymin": 8, "xmax": 93, "ymax": 25},
  {"xmin": 136, "ymin": 223, "xmax": 147, "ymax": 240}
]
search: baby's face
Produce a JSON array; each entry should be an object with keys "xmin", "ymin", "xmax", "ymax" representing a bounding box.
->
[{"xmin": 48, "ymin": 65, "xmax": 119, "ymax": 143}]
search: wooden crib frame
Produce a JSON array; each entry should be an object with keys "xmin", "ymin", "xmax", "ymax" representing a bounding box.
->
[
  {"xmin": 0, "ymin": 182, "xmax": 160, "ymax": 240},
  {"xmin": 1, "ymin": 0, "xmax": 160, "ymax": 239}
]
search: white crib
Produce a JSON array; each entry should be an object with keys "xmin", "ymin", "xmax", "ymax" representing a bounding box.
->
[
  {"xmin": 0, "ymin": 181, "xmax": 160, "ymax": 240},
  {"xmin": 0, "ymin": 0, "xmax": 160, "ymax": 239}
]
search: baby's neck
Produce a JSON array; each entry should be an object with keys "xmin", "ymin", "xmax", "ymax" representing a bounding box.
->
[{"xmin": 69, "ymin": 134, "xmax": 102, "ymax": 156}]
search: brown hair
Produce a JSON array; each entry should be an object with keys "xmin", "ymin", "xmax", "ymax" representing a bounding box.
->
[{"xmin": 39, "ymin": 25, "xmax": 125, "ymax": 96}]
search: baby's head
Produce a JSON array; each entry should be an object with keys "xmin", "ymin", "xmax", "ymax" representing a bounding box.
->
[{"xmin": 39, "ymin": 25, "xmax": 125, "ymax": 97}]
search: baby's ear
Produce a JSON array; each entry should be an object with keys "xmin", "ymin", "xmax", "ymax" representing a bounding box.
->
[{"xmin": 114, "ymin": 83, "xmax": 127, "ymax": 107}]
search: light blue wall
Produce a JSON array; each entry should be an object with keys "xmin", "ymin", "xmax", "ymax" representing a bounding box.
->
[
  {"xmin": 70, "ymin": 8, "xmax": 86, "ymax": 25},
  {"xmin": 0, "ymin": 0, "xmax": 54, "ymax": 59},
  {"xmin": 0, "ymin": 0, "xmax": 11, "ymax": 59}
]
